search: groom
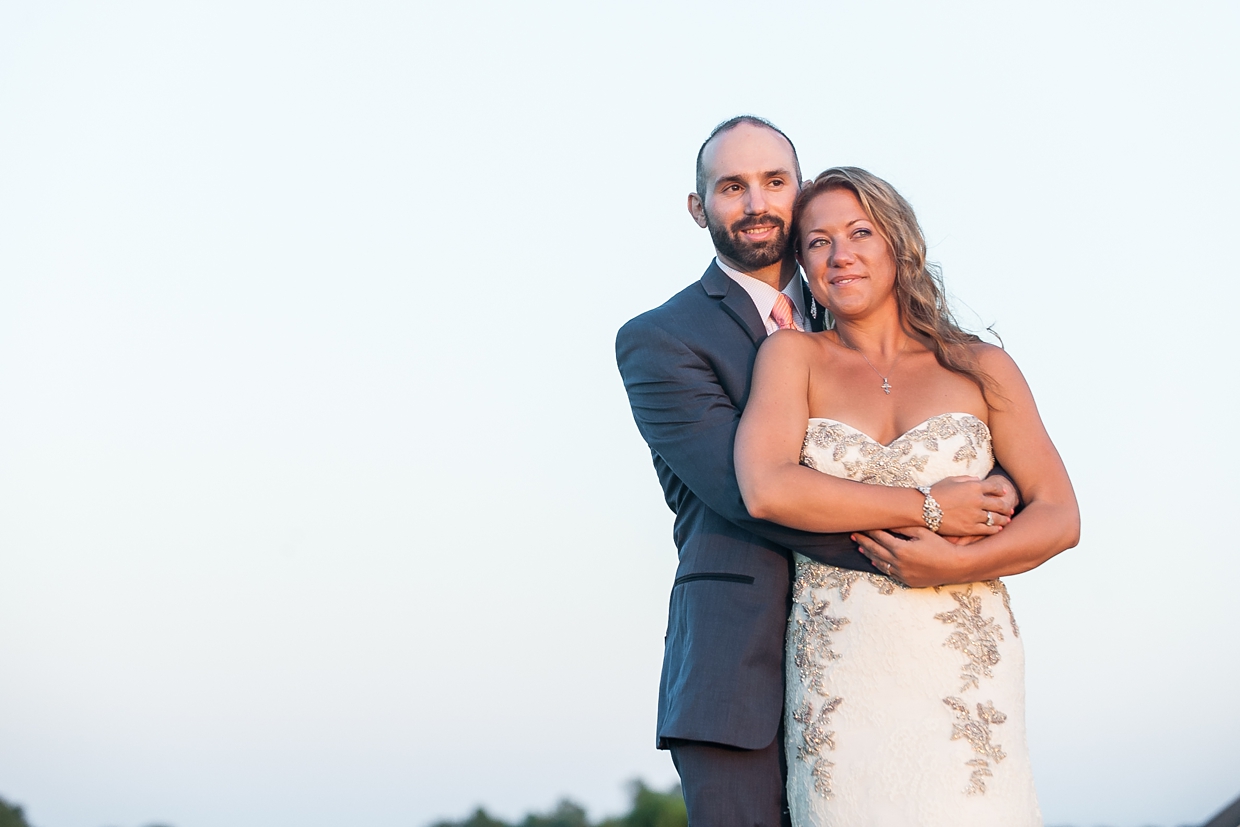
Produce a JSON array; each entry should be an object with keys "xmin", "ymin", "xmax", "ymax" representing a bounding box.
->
[
  {"xmin": 615, "ymin": 117, "xmax": 1014, "ymax": 825},
  {"xmin": 615, "ymin": 116, "xmax": 870, "ymax": 826}
]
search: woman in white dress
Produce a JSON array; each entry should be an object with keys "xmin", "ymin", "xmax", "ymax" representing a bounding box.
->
[{"xmin": 734, "ymin": 167, "xmax": 1079, "ymax": 826}]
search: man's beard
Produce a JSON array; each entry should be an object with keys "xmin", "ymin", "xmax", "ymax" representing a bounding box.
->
[{"xmin": 708, "ymin": 214, "xmax": 790, "ymax": 271}]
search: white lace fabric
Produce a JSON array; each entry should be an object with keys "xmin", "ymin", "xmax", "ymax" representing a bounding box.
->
[{"xmin": 787, "ymin": 413, "xmax": 1042, "ymax": 826}]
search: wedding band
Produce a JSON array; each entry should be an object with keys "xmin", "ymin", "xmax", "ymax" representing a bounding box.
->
[{"xmin": 985, "ymin": 511, "xmax": 994, "ymax": 527}]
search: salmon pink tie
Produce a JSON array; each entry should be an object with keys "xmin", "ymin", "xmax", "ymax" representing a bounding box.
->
[{"xmin": 770, "ymin": 292, "xmax": 798, "ymax": 331}]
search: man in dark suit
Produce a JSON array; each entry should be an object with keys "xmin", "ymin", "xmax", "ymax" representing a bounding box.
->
[{"xmin": 615, "ymin": 116, "xmax": 1015, "ymax": 825}]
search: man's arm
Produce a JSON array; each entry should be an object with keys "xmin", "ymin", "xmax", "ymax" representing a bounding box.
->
[{"xmin": 616, "ymin": 315, "xmax": 867, "ymax": 569}]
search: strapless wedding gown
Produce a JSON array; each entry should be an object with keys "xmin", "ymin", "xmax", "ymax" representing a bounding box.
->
[{"xmin": 786, "ymin": 413, "xmax": 1042, "ymax": 826}]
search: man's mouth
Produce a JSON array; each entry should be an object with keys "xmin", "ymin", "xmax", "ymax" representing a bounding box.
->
[{"xmin": 733, "ymin": 219, "xmax": 783, "ymax": 243}]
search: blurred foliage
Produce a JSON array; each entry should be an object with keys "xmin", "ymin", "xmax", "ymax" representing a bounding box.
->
[
  {"xmin": 0, "ymin": 798, "xmax": 33, "ymax": 827},
  {"xmin": 429, "ymin": 780, "xmax": 686, "ymax": 827},
  {"xmin": 0, "ymin": 780, "xmax": 688, "ymax": 827}
]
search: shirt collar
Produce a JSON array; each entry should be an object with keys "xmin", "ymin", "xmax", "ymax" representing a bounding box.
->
[{"xmin": 715, "ymin": 257, "xmax": 808, "ymax": 324}]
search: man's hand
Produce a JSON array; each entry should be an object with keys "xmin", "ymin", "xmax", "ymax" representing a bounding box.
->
[
  {"xmin": 929, "ymin": 475, "xmax": 1016, "ymax": 536},
  {"xmin": 984, "ymin": 472, "xmax": 1020, "ymax": 516},
  {"xmin": 851, "ymin": 527, "xmax": 976, "ymax": 588}
]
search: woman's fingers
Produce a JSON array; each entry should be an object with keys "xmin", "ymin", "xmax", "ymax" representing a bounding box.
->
[
  {"xmin": 983, "ymin": 510, "xmax": 1011, "ymax": 528},
  {"xmin": 930, "ymin": 476, "xmax": 1016, "ymax": 536},
  {"xmin": 852, "ymin": 530, "xmax": 903, "ymax": 580},
  {"xmin": 852, "ymin": 530, "xmax": 888, "ymax": 562},
  {"xmin": 930, "ymin": 478, "xmax": 989, "ymax": 535},
  {"xmin": 854, "ymin": 527, "xmax": 971, "ymax": 588}
]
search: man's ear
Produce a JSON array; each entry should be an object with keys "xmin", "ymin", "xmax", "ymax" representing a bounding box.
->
[{"xmin": 687, "ymin": 193, "xmax": 709, "ymax": 228}]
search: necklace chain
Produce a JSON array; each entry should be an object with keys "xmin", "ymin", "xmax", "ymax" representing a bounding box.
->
[{"xmin": 839, "ymin": 335, "xmax": 909, "ymax": 395}]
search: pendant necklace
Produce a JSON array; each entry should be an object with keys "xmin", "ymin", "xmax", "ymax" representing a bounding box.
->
[{"xmin": 839, "ymin": 335, "xmax": 909, "ymax": 395}]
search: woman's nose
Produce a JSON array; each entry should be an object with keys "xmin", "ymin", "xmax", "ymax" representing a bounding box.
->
[{"xmin": 829, "ymin": 240, "xmax": 855, "ymax": 265}]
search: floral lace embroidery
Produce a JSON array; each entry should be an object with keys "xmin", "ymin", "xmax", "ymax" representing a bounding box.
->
[
  {"xmin": 791, "ymin": 568, "xmax": 850, "ymax": 696},
  {"xmin": 936, "ymin": 586, "xmax": 1005, "ymax": 692},
  {"xmin": 793, "ymin": 696, "xmax": 844, "ymax": 798},
  {"xmin": 790, "ymin": 567, "xmax": 850, "ymax": 799},
  {"xmin": 943, "ymin": 698, "xmax": 1008, "ymax": 795},
  {"xmin": 802, "ymin": 414, "xmax": 993, "ymax": 489},
  {"xmin": 936, "ymin": 585, "xmax": 1010, "ymax": 793},
  {"xmin": 797, "ymin": 563, "xmax": 903, "ymax": 603},
  {"xmin": 792, "ymin": 559, "xmax": 903, "ymax": 702},
  {"xmin": 987, "ymin": 579, "xmax": 1021, "ymax": 638}
]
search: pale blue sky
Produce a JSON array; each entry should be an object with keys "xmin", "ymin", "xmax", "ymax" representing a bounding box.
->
[{"xmin": 1, "ymin": 2, "xmax": 1237, "ymax": 826}]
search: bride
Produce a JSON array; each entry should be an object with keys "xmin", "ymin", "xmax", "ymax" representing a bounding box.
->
[{"xmin": 735, "ymin": 167, "xmax": 1079, "ymax": 826}]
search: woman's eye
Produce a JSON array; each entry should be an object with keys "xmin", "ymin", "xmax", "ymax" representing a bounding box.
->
[
  {"xmin": 808, "ymin": 238, "xmax": 827, "ymax": 248},
  {"xmin": 854, "ymin": 229, "xmax": 872, "ymax": 238}
]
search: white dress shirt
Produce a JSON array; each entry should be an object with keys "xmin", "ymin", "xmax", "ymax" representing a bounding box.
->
[{"xmin": 715, "ymin": 258, "xmax": 809, "ymax": 333}]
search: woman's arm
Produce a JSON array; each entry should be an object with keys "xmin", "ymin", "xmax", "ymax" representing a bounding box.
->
[
  {"xmin": 734, "ymin": 332, "xmax": 1011, "ymax": 535},
  {"xmin": 854, "ymin": 344, "xmax": 1080, "ymax": 586}
]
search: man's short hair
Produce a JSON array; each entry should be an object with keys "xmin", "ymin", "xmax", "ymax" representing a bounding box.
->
[{"xmin": 695, "ymin": 115, "xmax": 802, "ymax": 200}]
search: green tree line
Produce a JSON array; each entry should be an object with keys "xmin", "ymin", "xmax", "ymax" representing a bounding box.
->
[
  {"xmin": 0, "ymin": 799, "xmax": 32, "ymax": 827},
  {"xmin": 0, "ymin": 781, "xmax": 685, "ymax": 827},
  {"xmin": 429, "ymin": 780, "xmax": 686, "ymax": 827}
]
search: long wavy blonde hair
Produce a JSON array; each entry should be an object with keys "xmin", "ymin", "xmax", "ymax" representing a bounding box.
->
[{"xmin": 791, "ymin": 166, "xmax": 997, "ymax": 399}]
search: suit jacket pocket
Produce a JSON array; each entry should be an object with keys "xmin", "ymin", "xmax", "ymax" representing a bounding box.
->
[{"xmin": 673, "ymin": 572, "xmax": 756, "ymax": 586}]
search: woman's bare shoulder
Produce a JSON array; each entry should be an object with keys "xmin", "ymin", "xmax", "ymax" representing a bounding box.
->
[
  {"xmin": 969, "ymin": 341, "xmax": 1035, "ymax": 405},
  {"xmin": 970, "ymin": 341, "xmax": 1021, "ymax": 373}
]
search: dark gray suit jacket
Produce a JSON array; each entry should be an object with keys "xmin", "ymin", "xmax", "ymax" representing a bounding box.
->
[{"xmin": 616, "ymin": 261, "xmax": 878, "ymax": 750}]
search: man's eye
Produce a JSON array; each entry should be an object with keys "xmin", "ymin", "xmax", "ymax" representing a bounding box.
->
[{"xmin": 770, "ymin": 179, "xmax": 785, "ymax": 187}]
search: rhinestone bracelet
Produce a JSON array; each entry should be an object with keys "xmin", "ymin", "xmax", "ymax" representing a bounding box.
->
[{"xmin": 917, "ymin": 486, "xmax": 943, "ymax": 533}]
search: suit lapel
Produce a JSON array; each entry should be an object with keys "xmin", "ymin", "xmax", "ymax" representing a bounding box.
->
[{"xmin": 700, "ymin": 262, "xmax": 767, "ymax": 346}]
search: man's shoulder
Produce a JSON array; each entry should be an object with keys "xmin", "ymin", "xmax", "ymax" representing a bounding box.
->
[
  {"xmin": 619, "ymin": 280, "xmax": 710, "ymax": 337},
  {"xmin": 617, "ymin": 261, "xmax": 729, "ymax": 338}
]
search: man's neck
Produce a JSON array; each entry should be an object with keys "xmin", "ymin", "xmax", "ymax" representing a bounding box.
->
[{"xmin": 716, "ymin": 253, "xmax": 798, "ymax": 291}]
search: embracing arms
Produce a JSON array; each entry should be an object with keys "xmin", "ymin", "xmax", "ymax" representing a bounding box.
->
[
  {"xmin": 617, "ymin": 317, "xmax": 1011, "ymax": 568},
  {"xmin": 735, "ymin": 331, "xmax": 1015, "ymax": 536},
  {"xmin": 854, "ymin": 345, "xmax": 1080, "ymax": 587}
]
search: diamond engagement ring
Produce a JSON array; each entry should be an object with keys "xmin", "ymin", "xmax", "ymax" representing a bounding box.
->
[{"xmin": 985, "ymin": 511, "xmax": 994, "ymax": 527}]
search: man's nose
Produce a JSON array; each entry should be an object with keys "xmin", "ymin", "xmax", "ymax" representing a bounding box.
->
[{"xmin": 743, "ymin": 188, "xmax": 768, "ymax": 214}]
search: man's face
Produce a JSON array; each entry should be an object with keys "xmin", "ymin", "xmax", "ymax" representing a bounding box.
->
[{"xmin": 690, "ymin": 123, "xmax": 799, "ymax": 272}]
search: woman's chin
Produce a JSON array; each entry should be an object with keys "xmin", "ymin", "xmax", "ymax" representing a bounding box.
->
[{"xmin": 826, "ymin": 301, "xmax": 868, "ymax": 321}]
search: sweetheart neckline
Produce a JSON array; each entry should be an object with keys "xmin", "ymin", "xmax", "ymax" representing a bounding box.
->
[{"xmin": 805, "ymin": 412, "xmax": 990, "ymax": 449}]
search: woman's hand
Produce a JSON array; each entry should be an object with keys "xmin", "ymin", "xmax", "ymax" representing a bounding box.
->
[
  {"xmin": 929, "ymin": 475, "xmax": 1015, "ymax": 536},
  {"xmin": 858, "ymin": 345, "xmax": 1081, "ymax": 587},
  {"xmin": 852, "ymin": 527, "xmax": 974, "ymax": 588}
]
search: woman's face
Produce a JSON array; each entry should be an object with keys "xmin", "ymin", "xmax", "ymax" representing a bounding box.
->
[{"xmin": 798, "ymin": 188, "xmax": 897, "ymax": 320}]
